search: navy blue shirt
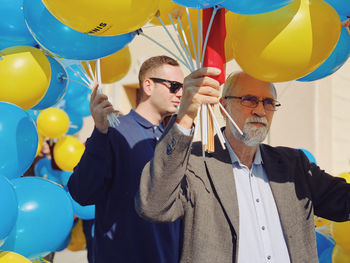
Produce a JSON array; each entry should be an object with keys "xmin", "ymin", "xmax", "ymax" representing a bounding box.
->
[{"xmin": 68, "ymin": 110, "xmax": 181, "ymax": 263}]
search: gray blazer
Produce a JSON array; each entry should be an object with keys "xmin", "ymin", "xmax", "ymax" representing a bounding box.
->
[{"xmin": 136, "ymin": 119, "xmax": 350, "ymax": 263}]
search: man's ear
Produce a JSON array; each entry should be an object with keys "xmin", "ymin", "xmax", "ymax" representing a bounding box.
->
[
  {"xmin": 219, "ymin": 97, "xmax": 227, "ymax": 117},
  {"xmin": 143, "ymin": 79, "xmax": 153, "ymax": 97}
]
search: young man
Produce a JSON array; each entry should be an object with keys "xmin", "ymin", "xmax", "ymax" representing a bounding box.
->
[
  {"xmin": 68, "ymin": 56, "xmax": 184, "ymax": 263},
  {"xmin": 136, "ymin": 69, "xmax": 350, "ymax": 263}
]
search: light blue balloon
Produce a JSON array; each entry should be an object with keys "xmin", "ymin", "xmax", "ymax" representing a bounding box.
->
[
  {"xmin": 324, "ymin": 0, "xmax": 350, "ymax": 16},
  {"xmin": 32, "ymin": 56, "xmax": 68, "ymax": 110},
  {"xmin": 0, "ymin": 175, "xmax": 18, "ymax": 244},
  {"xmin": 0, "ymin": 0, "xmax": 37, "ymax": 49},
  {"xmin": 64, "ymin": 65, "xmax": 91, "ymax": 102},
  {"xmin": 299, "ymin": 148, "xmax": 317, "ymax": 165},
  {"xmin": 0, "ymin": 102, "xmax": 38, "ymax": 179},
  {"xmin": 26, "ymin": 109, "xmax": 40, "ymax": 123},
  {"xmin": 23, "ymin": 0, "xmax": 135, "ymax": 60},
  {"xmin": 1, "ymin": 177, "xmax": 74, "ymax": 260},
  {"xmin": 59, "ymin": 171, "xmax": 72, "ymax": 187},
  {"xmin": 298, "ymin": 24, "xmax": 350, "ymax": 82},
  {"xmin": 66, "ymin": 110, "xmax": 84, "ymax": 135},
  {"xmin": 34, "ymin": 157, "xmax": 62, "ymax": 184},
  {"xmin": 221, "ymin": 0, "xmax": 293, "ymax": 14},
  {"xmin": 65, "ymin": 91, "xmax": 91, "ymax": 117},
  {"xmin": 55, "ymin": 232, "xmax": 71, "ymax": 252},
  {"xmin": 65, "ymin": 187, "xmax": 95, "ymax": 220},
  {"xmin": 172, "ymin": 0, "xmax": 225, "ymax": 9}
]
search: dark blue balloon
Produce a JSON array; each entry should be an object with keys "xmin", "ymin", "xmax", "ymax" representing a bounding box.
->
[
  {"xmin": 221, "ymin": 0, "xmax": 293, "ymax": 14},
  {"xmin": 1, "ymin": 177, "xmax": 74, "ymax": 260},
  {"xmin": 319, "ymin": 246, "xmax": 334, "ymax": 263},
  {"xmin": 316, "ymin": 231, "xmax": 335, "ymax": 257},
  {"xmin": 324, "ymin": 0, "xmax": 350, "ymax": 16},
  {"xmin": 0, "ymin": 102, "xmax": 38, "ymax": 179},
  {"xmin": 59, "ymin": 171, "xmax": 72, "ymax": 187},
  {"xmin": 0, "ymin": 0, "xmax": 37, "ymax": 49},
  {"xmin": 172, "ymin": 0, "xmax": 224, "ymax": 8},
  {"xmin": 298, "ymin": 22, "xmax": 350, "ymax": 82},
  {"xmin": 32, "ymin": 56, "xmax": 68, "ymax": 110},
  {"xmin": 299, "ymin": 148, "xmax": 317, "ymax": 165},
  {"xmin": 23, "ymin": 0, "xmax": 135, "ymax": 60},
  {"xmin": 66, "ymin": 110, "xmax": 84, "ymax": 135},
  {"xmin": 34, "ymin": 157, "xmax": 62, "ymax": 184},
  {"xmin": 0, "ymin": 175, "xmax": 18, "ymax": 244}
]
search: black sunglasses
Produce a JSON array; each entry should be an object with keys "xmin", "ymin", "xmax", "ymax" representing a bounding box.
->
[
  {"xmin": 224, "ymin": 95, "xmax": 281, "ymax": 111},
  {"xmin": 150, "ymin": 77, "xmax": 183, "ymax": 94}
]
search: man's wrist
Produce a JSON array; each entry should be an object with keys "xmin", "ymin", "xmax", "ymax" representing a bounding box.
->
[{"xmin": 176, "ymin": 114, "xmax": 194, "ymax": 130}]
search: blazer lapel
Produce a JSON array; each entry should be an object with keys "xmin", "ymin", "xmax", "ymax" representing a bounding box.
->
[{"xmin": 204, "ymin": 136, "xmax": 240, "ymax": 235}]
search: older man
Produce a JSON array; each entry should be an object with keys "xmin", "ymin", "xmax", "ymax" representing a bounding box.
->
[{"xmin": 136, "ymin": 68, "xmax": 350, "ymax": 263}]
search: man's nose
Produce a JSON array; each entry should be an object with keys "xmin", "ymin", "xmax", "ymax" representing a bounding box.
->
[
  {"xmin": 252, "ymin": 101, "xmax": 266, "ymax": 117},
  {"xmin": 175, "ymin": 87, "xmax": 183, "ymax": 97}
]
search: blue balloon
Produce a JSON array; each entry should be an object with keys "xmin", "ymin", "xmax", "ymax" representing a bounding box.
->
[
  {"xmin": 0, "ymin": 176, "xmax": 18, "ymax": 244},
  {"xmin": 55, "ymin": 232, "xmax": 71, "ymax": 252},
  {"xmin": 26, "ymin": 109, "xmax": 40, "ymax": 122},
  {"xmin": 59, "ymin": 171, "xmax": 72, "ymax": 187},
  {"xmin": 32, "ymin": 56, "xmax": 68, "ymax": 110},
  {"xmin": 1, "ymin": 177, "xmax": 74, "ymax": 260},
  {"xmin": 63, "ymin": 65, "xmax": 91, "ymax": 102},
  {"xmin": 65, "ymin": 91, "xmax": 91, "ymax": 117},
  {"xmin": 172, "ymin": 0, "xmax": 224, "ymax": 8},
  {"xmin": 0, "ymin": 0, "xmax": 37, "ymax": 49},
  {"xmin": 221, "ymin": 0, "xmax": 293, "ymax": 14},
  {"xmin": 66, "ymin": 110, "xmax": 84, "ymax": 135},
  {"xmin": 316, "ymin": 231, "xmax": 335, "ymax": 257},
  {"xmin": 34, "ymin": 157, "xmax": 62, "ymax": 184},
  {"xmin": 319, "ymin": 246, "xmax": 334, "ymax": 263},
  {"xmin": 23, "ymin": 0, "xmax": 135, "ymax": 60},
  {"xmin": 298, "ymin": 23, "xmax": 350, "ymax": 82},
  {"xmin": 65, "ymin": 187, "xmax": 95, "ymax": 220},
  {"xmin": 0, "ymin": 102, "xmax": 38, "ymax": 179},
  {"xmin": 299, "ymin": 148, "xmax": 317, "ymax": 165},
  {"xmin": 324, "ymin": 0, "xmax": 350, "ymax": 16}
]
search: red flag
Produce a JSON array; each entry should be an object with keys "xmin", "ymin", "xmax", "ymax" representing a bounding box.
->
[{"xmin": 202, "ymin": 7, "xmax": 226, "ymax": 85}]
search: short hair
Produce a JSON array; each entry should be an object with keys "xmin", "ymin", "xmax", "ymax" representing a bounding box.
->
[
  {"xmin": 138, "ymin": 56, "xmax": 179, "ymax": 99},
  {"xmin": 222, "ymin": 71, "xmax": 277, "ymax": 99}
]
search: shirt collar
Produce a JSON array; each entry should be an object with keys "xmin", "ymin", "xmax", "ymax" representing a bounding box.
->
[
  {"xmin": 223, "ymin": 133, "xmax": 263, "ymax": 167},
  {"xmin": 129, "ymin": 109, "xmax": 165, "ymax": 131}
]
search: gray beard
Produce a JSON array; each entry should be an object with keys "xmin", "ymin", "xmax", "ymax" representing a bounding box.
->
[{"xmin": 229, "ymin": 117, "xmax": 268, "ymax": 147}]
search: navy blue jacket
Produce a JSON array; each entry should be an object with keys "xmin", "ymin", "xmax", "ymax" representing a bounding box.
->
[{"xmin": 68, "ymin": 110, "xmax": 181, "ymax": 263}]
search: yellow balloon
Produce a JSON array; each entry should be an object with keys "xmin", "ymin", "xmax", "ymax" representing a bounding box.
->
[
  {"xmin": 314, "ymin": 216, "xmax": 330, "ymax": 228},
  {"xmin": 338, "ymin": 172, "xmax": 350, "ymax": 183},
  {"xmin": 53, "ymin": 135, "xmax": 85, "ymax": 171},
  {"xmin": 0, "ymin": 251, "xmax": 31, "ymax": 263},
  {"xmin": 230, "ymin": 0, "xmax": 341, "ymax": 82},
  {"xmin": 333, "ymin": 245, "xmax": 350, "ymax": 263},
  {"xmin": 0, "ymin": 46, "xmax": 51, "ymax": 110},
  {"xmin": 35, "ymin": 135, "xmax": 44, "ymax": 157},
  {"xmin": 83, "ymin": 47, "xmax": 132, "ymax": 84},
  {"xmin": 331, "ymin": 221, "xmax": 350, "ymax": 251},
  {"xmin": 150, "ymin": 0, "xmax": 185, "ymax": 25},
  {"xmin": 179, "ymin": 9, "xmax": 235, "ymax": 62},
  {"xmin": 67, "ymin": 219, "xmax": 86, "ymax": 251},
  {"xmin": 42, "ymin": 0, "xmax": 160, "ymax": 36},
  {"xmin": 37, "ymin": 108, "xmax": 70, "ymax": 139}
]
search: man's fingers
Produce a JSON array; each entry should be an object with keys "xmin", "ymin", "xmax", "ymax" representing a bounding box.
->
[
  {"xmin": 187, "ymin": 67, "xmax": 221, "ymax": 79},
  {"xmin": 90, "ymin": 83, "xmax": 99, "ymax": 101}
]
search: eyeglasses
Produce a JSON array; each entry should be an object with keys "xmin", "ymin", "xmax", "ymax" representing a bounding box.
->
[
  {"xmin": 150, "ymin": 77, "xmax": 183, "ymax": 94},
  {"xmin": 224, "ymin": 95, "xmax": 281, "ymax": 111}
]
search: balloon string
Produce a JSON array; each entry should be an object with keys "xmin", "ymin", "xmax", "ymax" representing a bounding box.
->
[
  {"xmin": 176, "ymin": 17, "xmax": 196, "ymax": 70},
  {"xmin": 156, "ymin": 15, "xmax": 192, "ymax": 70},
  {"xmin": 62, "ymin": 77, "xmax": 90, "ymax": 88},
  {"xmin": 201, "ymin": 5, "xmax": 219, "ymax": 66},
  {"xmin": 185, "ymin": 7, "xmax": 199, "ymax": 67},
  {"xmin": 218, "ymin": 102, "xmax": 243, "ymax": 136}
]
